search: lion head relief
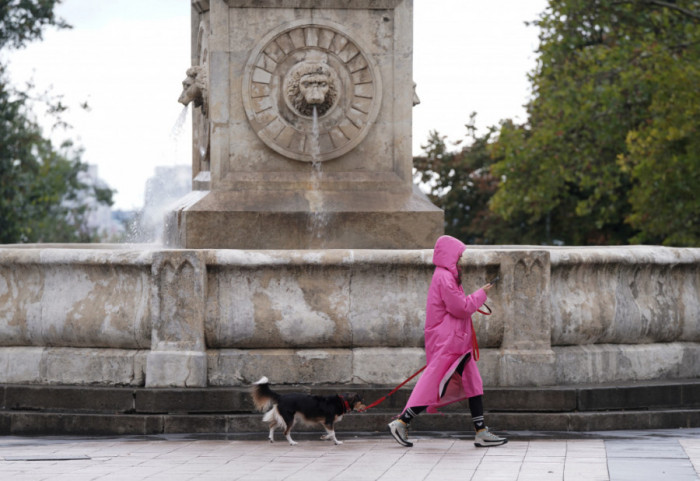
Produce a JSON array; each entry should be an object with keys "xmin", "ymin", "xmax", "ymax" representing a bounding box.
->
[
  {"xmin": 178, "ymin": 66, "xmax": 209, "ymax": 116},
  {"xmin": 284, "ymin": 60, "xmax": 338, "ymax": 117}
]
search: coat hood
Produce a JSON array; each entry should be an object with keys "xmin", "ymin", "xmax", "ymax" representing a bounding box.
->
[{"xmin": 432, "ymin": 235, "xmax": 466, "ymax": 278}]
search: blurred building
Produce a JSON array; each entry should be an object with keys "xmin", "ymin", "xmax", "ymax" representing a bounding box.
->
[{"xmin": 74, "ymin": 164, "xmax": 126, "ymax": 241}]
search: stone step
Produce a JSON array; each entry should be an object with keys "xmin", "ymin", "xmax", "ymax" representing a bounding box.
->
[
  {"xmin": 1, "ymin": 408, "xmax": 699, "ymax": 436},
  {"xmin": 2, "ymin": 379, "xmax": 699, "ymax": 415}
]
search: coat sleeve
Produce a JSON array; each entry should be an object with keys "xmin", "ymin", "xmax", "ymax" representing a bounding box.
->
[{"xmin": 439, "ymin": 276, "xmax": 487, "ymax": 319}]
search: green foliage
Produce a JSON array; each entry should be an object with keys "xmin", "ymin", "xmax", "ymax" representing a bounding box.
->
[
  {"xmin": 0, "ymin": 0, "xmax": 114, "ymax": 243},
  {"xmin": 0, "ymin": 0, "xmax": 70, "ymax": 49},
  {"xmin": 414, "ymin": 115, "xmax": 539, "ymax": 244},
  {"xmin": 487, "ymin": 0, "xmax": 700, "ymax": 246}
]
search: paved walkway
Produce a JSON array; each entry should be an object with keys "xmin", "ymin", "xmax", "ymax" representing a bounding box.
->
[{"xmin": 0, "ymin": 429, "xmax": 698, "ymax": 480}]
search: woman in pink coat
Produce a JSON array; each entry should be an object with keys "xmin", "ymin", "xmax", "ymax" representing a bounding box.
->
[{"xmin": 388, "ymin": 235, "xmax": 507, "ymax": 448}]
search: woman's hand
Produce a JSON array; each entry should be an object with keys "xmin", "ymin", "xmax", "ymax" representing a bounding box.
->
[{"xmin": 481, "ymin": 283, "xmax": 494, "ymax": 292}]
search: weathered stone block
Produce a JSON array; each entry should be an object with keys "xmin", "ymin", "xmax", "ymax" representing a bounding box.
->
[
  {"xmin": 351, "ymin": 347, "xmax": 424, "ymax": 385},
  {"xmin": 147, "ymin": 251, "xmax": 207, "ymax": 387},
  {"xmin": 0, "ymin": 253, "xmax": 151, "ymax": 349},
  {"xmin": 349, "ymin": 265, "xmax": 430, "ymax": 348},
  {"xmin": 44, "ymin": 348, "xmax": 146, "ymax": 386},
  {"xmin": 151, "ymin": 251, "xmax": 206, "ymax": 352},
  {"xmin": 208, "ymin": 348, "xmax": 353, "ymax": 386},
  {"xmin": 554, "ymin": 343, "xmax": 688, "ymax": 384},
  {"xmin": 550, "ymin": 247, "xmax": 700, "ymax": 345},
  {"xmin": 0, "ymin": 347, "xmax": 43, "ymax": 384},
  {"xmin": 207, "ymin": 263, "xmax": 352, "ymax": 349},
  {"xmin": 145, "ymin": 351, "xmax": 207, "ymax": 388},
  {"xmin": 497, "ymin": 349, "xmax": 556, "ymax": 387}
]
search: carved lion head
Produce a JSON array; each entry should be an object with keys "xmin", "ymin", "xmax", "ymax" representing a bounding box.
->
[{"xmin": 285, "ymin": 61, "xmax": 338, "ymax": 117}]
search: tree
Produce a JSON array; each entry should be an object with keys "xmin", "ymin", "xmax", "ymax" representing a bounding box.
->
[
  {"xmin": 0, "ymin": 0, "xmax": 114, "ymax": 243},
  {"xmin": 0, "ymin": 0, "xmax": 69, "ymax": 50},
  {"xmin": 414, "ymin": 115, "xmax": 537, "ymax": 244},
  {"xmin": 489, "ymin": 0, "xmax": 699, "ymax": 246}
]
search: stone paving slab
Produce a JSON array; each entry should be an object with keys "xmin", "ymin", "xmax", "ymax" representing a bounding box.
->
[{"xmin": 0, "ymin": 429, "xmax": 697, "ymax": 480}]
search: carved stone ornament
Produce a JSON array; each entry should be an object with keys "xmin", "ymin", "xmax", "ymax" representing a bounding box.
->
[
  {"xmin": 242, "ymin": 19, "xmax": 382, "ymax": 162},
  {"xmin": 177, "ymin": 20, "xmax": 210, "ymax": 169}
]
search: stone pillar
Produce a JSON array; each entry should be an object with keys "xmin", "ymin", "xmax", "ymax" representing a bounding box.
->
[
  {"xmin": 146, "ymin": 251, "xmax": 207, "ymax": 387},
  {"xmin": 496, "ymin": 250, "xmax": 556, "ymax": 386}
]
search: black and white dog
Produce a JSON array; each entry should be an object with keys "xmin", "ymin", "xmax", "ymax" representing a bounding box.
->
[{"xmin": 251, "ymin": 376, "xmax": 365, "ymax": 445}]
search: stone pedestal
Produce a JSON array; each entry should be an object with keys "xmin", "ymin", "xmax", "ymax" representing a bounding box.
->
[
  {"xmin": 167, "ymin": 186, "xmax": 442, "ymax": 249},
  {"xmin": 167, "ymin": 0, "xmax": 443, "ymax": 249}
]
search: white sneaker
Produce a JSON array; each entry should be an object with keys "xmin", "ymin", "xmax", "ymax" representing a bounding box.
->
[
  {"xmin": 474, "ymin": 428, "xmax": 507, "ymax": 447},
  {"xmin": 388, "ymin": 419, "xmax": 413, "ymax": 447}
]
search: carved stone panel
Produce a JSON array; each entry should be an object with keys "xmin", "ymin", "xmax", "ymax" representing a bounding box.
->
[{"xmin": 242, "ymin": 19, "xmax": 382, "ymax": 162}]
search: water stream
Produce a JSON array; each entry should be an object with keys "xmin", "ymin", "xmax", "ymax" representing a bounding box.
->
[
  {"xmin": 171, "ymin": 105, "xmax": 189, "ymax": 140},
  {"xmin": 307, "ymin": 106, "xmax": 329, "ymax": 244}
]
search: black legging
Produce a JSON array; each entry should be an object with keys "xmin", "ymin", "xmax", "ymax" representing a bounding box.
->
[{"xmin": 400, "ymin": 353, "xmax": 484, "ymax": 429}]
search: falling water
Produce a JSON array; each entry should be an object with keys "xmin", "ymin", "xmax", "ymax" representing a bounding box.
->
[
  {"xmin": 307, "ymin": 106, "xmax": 329, "ymax": 244},
  {"xmin": 311, "ymin": 105, "xmax": 321, "ymax": 161},
  {"xmin": 171, "ymin": 104, "xmax": 189, "ymax": 141}
]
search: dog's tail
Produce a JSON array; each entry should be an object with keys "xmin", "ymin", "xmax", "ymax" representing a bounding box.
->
[{"xmin": 251, "ymin": 376, "xmax": 281, "ymax": 413}]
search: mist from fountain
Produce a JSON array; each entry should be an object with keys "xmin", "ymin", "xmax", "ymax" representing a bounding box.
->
[{"xmin": 123, "ymin": 105, "xmax": 192, "ymax": 244}]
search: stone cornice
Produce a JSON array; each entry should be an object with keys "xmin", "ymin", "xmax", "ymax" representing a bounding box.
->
[{"xmin": 223, "ymin": 0, "xmax": 403, "ymax": 9}]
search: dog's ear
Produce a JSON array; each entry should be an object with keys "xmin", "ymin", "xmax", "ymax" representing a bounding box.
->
[{"xmin": 344, "ymin": 392, "xmax": 365, "ymax": 410}]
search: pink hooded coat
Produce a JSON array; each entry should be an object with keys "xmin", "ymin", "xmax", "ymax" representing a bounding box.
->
[{"xmin": 403, "ymin": 235, "xmax": 488, "ymax": 413}]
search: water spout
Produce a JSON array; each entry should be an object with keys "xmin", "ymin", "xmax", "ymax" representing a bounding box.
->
[
  {"xmin": 311, "ymin": 106, "xmax": 320, "ymax": 161},
  {"xmin": 307, "ymin": 106, "xmax": 329, "ymax": 244}
]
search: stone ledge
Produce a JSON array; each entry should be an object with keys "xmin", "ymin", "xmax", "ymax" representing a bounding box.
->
[
  {"xmin": 1, "ymin": 409, "xmax": 698, "ymax": 436},
  {"xmin": 3, "ymin": 379, "xmax": 699, "ymax": 414},
  {"xmin": 224, "ymin": 0, "xmax": 404, "ymax": 8}
]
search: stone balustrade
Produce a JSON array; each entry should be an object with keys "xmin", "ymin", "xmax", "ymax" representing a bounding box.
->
[{"xmin": 0, "ymin": 245, "xmax": 697, "ymax": 388}]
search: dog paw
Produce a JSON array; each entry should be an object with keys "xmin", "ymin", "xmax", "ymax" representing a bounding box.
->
[
  {"xmin": 320, "ymin": 434, "xmax": 331, "ymax": 440},
  {"xmin": 288, "ymin": 441, "xmax": 298, "ymax": 446},
  {"xmin": 334, "ymin": 440, "xmax": 343, "ymax": 445}
]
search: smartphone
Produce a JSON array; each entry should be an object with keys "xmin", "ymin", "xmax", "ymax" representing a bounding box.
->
[{"xmin": 488, "ymin": 276, "xmax": 500, "ymax": 285}]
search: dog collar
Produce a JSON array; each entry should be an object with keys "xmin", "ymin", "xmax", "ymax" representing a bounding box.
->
[{"xmin": 339, "ymin": 395, "xmax": 351, "ymax": 413}]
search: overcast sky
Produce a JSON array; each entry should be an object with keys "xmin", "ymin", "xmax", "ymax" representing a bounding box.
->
[{"xmin": 5, "ymin": 0, "xmax": 548, "ymax": 211}]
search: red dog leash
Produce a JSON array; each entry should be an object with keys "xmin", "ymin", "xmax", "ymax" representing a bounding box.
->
[
  {"xmin": 360, "ymin": 303, "xmax": 493, "ymax": 412},
  {"xmin": 359, "ymin": 365, "xmax": 426, "ymax": 412},
  {"xmin": 472, "ymin": 303, "xmax": 492, "ymax": 361},
  {"xmin": 477, "ymin": 303, "xmax": 492, "ymax": 316}
]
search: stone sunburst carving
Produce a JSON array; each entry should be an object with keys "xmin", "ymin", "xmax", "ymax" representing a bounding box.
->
[{"xmin": 242, "ymin": 19, "xmax": 382, "ymax": 162}]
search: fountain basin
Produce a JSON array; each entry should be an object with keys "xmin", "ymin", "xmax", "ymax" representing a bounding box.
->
[{"xmin": 1, "ymin": 244, "xmax": 698, "ymax": 388}]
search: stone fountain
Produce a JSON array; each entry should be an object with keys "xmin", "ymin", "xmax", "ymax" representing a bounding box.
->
[
  {"xmin": 0, "ymin": 0, "xmax": 698, "ymax": 435},
  {"xmin": 167, "ymin": 0, "xmax": 443, "ymax": 249}
]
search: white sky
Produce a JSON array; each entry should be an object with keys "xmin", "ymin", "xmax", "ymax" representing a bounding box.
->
[{"xmin": 4, "ymin": 0, "xmax": 547, "ymax": 211}]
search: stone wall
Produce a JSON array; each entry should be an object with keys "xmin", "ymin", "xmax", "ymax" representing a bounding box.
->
[{"xmin": 0, "ymin": 245, "xmax": 697, "ymax": 387}]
